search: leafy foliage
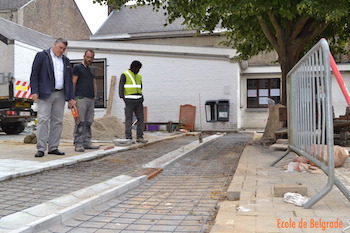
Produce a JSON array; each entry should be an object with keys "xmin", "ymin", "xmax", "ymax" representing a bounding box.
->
[
  {"xmin": 93, "ymin": 0, "xmax": 349, "ymax": 61},
  {"xmin": 93, "ymin": 0, "xmax": 350, "ymax": 103}
]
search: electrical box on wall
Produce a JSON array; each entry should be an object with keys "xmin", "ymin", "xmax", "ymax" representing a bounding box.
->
[
  {"xmin": 205, "ymin": 100, "xmax": 217, "ymax": 122},
  {"xmin": 217, "ymin": 99, "xmax": 229, "ymax": 122},
  {"xmin": 205, "ymin": 99, "xmax": 230, "ymax": 122}
]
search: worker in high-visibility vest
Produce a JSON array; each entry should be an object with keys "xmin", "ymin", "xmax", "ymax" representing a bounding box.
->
[{"xmin": 119, "ymin": 60, "xmax": 148, "ymax": 143}]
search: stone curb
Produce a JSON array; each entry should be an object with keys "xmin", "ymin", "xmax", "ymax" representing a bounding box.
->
[{"xmin": 143, "ymin": 134, "xmax": 223, "ymax": 169}]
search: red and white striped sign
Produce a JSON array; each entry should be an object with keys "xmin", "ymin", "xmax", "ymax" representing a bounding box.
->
[{"xmin": 15, "ymin": 80, "xmax": 32, "ymax": 99}]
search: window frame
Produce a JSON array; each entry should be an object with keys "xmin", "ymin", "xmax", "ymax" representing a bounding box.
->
[
  {"xmin": 246, "ymin": 78, "xmax": 281, "ymax": 108},
  {"xmin": 70, "ymin": 58, "xmax": 107, "ymax": 108}
]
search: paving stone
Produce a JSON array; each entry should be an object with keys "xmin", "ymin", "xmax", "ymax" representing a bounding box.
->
[
  {"xmin": 78, "ymin": 221, "xmax": 107, "ymax": 228},
  {"xmin": 149, "ymin": 224, "xmax": 177, "ymax": 231},
  {"xmin": 95, "ymin": 229, "xmax": 119, "ymax": 233},
  {"xmin": 125, "ymin": 223, "xmax": 152, "ymax": 231},
  {"xmin": 88, "ymin": 216, "xmax": 115, "ymax": 223},
  {"xmin": 103, "ymin": 222, "xmax": 129, "ymax": 230},
  {"xmin": 274, "ymin": 183, "xmax": 308, "ymax": 197},
  {"xmin": 66, "ymin": 227, "xmax": 97, "ymax": 233}
]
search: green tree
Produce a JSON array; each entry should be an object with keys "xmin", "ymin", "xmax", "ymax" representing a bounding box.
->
[{"xmin": 93, "ymin": 0, "xmax": 350, "ymax": 104}]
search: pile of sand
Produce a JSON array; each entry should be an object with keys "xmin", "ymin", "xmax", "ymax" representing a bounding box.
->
[
  {"xmin": 61, "ymin": 113, "xmax": 157, "ymax": 141},
  {"xmin": 61, "ymin": 113, "xmax": 126, "ymax": 141}
]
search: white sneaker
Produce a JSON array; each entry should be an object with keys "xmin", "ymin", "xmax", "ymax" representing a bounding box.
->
[{"xmin": 75, "ymin": 146, "xmax": 85, "ymax": 152}]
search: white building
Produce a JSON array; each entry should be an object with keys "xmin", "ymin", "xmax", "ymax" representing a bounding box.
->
[{"xmin": 67, "ymin": 41, "xmax": 242, "ymax": 131}]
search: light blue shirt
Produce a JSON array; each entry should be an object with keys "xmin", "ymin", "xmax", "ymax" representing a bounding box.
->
[{"xmin": 50, "ymin": 49, "xmax": 64, "ymax": 90}]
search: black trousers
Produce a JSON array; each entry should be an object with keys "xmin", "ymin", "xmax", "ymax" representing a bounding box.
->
[{"xmin": 124, "ymin": 98, "xmax": 144, "ymax": 139}]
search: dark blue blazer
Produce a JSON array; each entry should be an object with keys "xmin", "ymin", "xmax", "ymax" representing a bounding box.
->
[{"xmin": 30, "ymin": 49, "xmax": 74, "ymax": 100}]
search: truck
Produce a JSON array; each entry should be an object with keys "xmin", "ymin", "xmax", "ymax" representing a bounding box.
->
[{"xmin": 0, "ymin": 73, "xmax": 36, "ymax": 134}]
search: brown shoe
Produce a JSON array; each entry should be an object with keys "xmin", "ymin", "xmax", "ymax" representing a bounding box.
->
[{"xmin": 136, "ymin": 138, "xmax": 148, "ymax": 143}]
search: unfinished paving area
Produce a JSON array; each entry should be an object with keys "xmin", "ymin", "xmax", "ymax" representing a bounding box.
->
[
  {"xmin": 35, "ymin": 133, "xmax": 252, "ymax": 233},
  {"xmin": 0, "ymin": 135, "xmax": 199, "ymax": 218},
  {"xmin": 2, "ymin": 130, "xmax": 350, "ymax": 232}
]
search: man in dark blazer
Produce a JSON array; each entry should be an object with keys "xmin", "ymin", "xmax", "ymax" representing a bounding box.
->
[{"xmin": 30, "ymin": 38, "xmax": 76, "ymax": 157}]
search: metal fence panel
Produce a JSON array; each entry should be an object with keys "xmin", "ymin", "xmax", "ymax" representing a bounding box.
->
[{"xmin": 271, "ymin": 38, "xmax": 350, "ymax": 208}]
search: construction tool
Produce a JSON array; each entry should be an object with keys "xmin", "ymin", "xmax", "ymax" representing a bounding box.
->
[{"xmin": 71, "ymin": 105, "xmax": 80, "ymax": 124}]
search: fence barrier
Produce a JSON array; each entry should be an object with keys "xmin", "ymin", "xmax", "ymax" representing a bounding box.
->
[{"xmin": 270, "ymin": 38, "xmax": 350, "ymax": 208}]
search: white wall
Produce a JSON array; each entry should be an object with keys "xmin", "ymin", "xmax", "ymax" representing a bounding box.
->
[
  {"xmin": 14, "ymin": 41, "xmax": 43, "ymax": 82},
  {"xmin": 139, "ymin": 55, "xmax": 240, "ymax": 131},
  {"xmin": 239, "ymin": 64, "xmax": 350, "ymax": 129},
  {"xmin": 67, "ymin": 42, "xmax": 240, "ymax": 131},
  {"xmin": 0, "ymin": 42, "xmax": 14, "ymax": 75},
  {"xmin": 330, "ymin": 64, "xmax": 350, "ymax": 118},
  {"xmin": 0, "ymin": 40, "xmax": 40, "ymax": 82}
]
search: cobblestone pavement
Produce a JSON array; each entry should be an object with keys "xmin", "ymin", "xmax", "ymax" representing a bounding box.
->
[
  {"xmin": 42, "ymin": 133, "xmax": 253, "ymax": 233},
  {"xmin": 0, "ymin": 135, "xmax": 199, "ymax": 218}
]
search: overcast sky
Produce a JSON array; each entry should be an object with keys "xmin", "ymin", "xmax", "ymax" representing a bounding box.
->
[{"xmin": 74, "ymin": 0, "xmax": 108, "ymax": 34}]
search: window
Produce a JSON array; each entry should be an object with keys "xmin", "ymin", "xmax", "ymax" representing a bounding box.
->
[
  {"xmin": 247, "ymin": 78, "xmax": 280, "ymax": 108},
  {"xmin": 70, "ymin": 59, "xmax": 106, "ymax": 108}
]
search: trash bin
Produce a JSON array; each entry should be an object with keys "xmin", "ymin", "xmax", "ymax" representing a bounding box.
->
[
  {"xmin": 205, "ymin": 100, "xmax": 217, "ymax": 122},
  {"xmin": 217, "ymin": 99, "xmax": 229, "ymax": 122}
]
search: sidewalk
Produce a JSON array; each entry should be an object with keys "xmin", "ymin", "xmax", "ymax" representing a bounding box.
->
[
  {"xmin": 211, "ymin": 139, "xmax": 350, "ymax": 233},
  {"xmin": 0, "ymin": 131, "xmax": 181, "ymax": 181}
]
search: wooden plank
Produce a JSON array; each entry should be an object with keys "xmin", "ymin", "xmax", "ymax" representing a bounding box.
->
[
  {"xmin": 333, "ymin": 121, "xmax": 350, "ymax": 128},
  {"xmin": 105, "ymin": 76, "xmax": 116, "ymax": 115}
]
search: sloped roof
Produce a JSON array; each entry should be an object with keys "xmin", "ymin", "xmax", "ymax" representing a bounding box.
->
[
  {"xmin": 92, "ymin": 4, "xmax": 196, "ymax": 40},
  {"xmin": 0, "ymin": 0, "xmax": 31, "ymax": 10},
  {"xmin": 0, "ymin": 17, "xmax": 54, "ymax": 49}
]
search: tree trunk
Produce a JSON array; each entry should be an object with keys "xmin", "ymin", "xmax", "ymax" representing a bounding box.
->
[
  {"xmin": 278, "ymin": 47, "xmax": 302, "ymax": 105},
  {"xmin": 280, "ymin": 61, "xmax": 294, "ymax": 105}
]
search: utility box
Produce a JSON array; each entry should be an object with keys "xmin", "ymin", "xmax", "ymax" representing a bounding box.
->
[
  {"xmin": 217, "ymin": 99, "xmax": 229, "ymax": 122},
  {"xmin": 205, "ymin": 100, "xmax": 217, "ymax": 122}
]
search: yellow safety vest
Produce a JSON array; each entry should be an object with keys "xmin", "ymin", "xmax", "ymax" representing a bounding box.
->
[{"xmin": 123, "ymin": 70, "xmax": 142, "ymax": 99}]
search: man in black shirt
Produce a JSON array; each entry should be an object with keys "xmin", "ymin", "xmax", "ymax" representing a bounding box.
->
[{"xmin": 72, "ymin": 50, "xmax": 100, "ymax": 152}]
